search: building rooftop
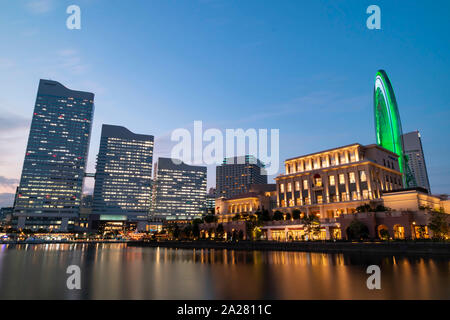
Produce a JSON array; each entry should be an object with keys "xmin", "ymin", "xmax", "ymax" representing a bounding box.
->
[{"xmin": 285, "ymin": 143, "xmax": 399, "ymax": 162}]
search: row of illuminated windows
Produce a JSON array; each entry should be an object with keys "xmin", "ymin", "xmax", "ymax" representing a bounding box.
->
[
  {"xmin": 279, "ymin": 189, "xmax": 373, "ymax": 207},
  {"xmin": 285, "ymin": 150, "xmax": 359, "ymax": 174},
  {"xmin": 279, "ymin": 171, "xmax": 368, "ymax": 192}
]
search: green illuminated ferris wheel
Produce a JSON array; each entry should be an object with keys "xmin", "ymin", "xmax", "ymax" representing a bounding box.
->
[{"xmin": 374, "ymin": 70, "xmax": 415, "ymax": 187}]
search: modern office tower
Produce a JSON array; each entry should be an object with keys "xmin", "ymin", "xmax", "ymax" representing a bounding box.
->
[
  {"xmin": 152, "ymin": 158, "xmax": 207, "ymax": 221},
  {"xmin": 216, "ymin": 155, "xmax": 267, "ymax": 199},
  {"xmin": 92, "ymin": 125, "xmax": 154, "ymax": 228},
  {"xmin": 402, "ymin": 131, "xmax": 431, "ymax": 193},
  {"xmin": 14, "ymin": 79, "xmax": 94, "ymax": 231}
]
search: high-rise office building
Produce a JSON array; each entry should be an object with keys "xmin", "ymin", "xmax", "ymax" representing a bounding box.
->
[
  {"xmin": 216, "ymin": 155, "xmax": 267, "ymax": 199},
  {"xmin": 152, "ymin": 158, "xmax": 207, "ymax": 221},
  {"xmin": 402, "ymin": 131, "xmax": 431, "ymax": 193},
  {"xmin": 92, "ymin": 125, "xmax": 154, "ymax": 225},
  {"xmin": 14, "ymin": 79, "xmax": 94, "ymax": 231}
]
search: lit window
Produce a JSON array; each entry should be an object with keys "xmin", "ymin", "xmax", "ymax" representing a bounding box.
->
[
  {"xmin": 330, "ymin": 156, "xmax": 336, "ymax": 166},
  {"xmin": 329, "ymin": 175, "xmax": 335, "ymax": 186},
  {"xmin": 349, "ymin": 172, "xmax": 356, "ymax": 183},
  {"xmin": 303, "ymin": 180, "xmax": 308, "ymax": 189},
  {"xmin": 280, "ymin": 184, "xmax": 285, "ymax": 193},
  {"xmin": 314, "ymin": 175, "xmax": 322, "ymax": 187},
  {"xmin": 339, "ymin": 174, "xmax": 345, "ymax": 185},
  {"xmin": 360, "ymin": 170, "xmax": 367, "ymax": 182},
  {"xmin": 362, "ymin": 190, "xmax": 369, "ymax": 199},
  {"xmin": 313, "ymin": 159, "xmax": 319, "ymax": 169},
  {"xmin": 317, "ymin": 195, "xmax": 323, "ymax": 204}
]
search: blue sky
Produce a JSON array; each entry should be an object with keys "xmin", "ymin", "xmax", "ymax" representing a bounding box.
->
[{"xmin": 0, "ymin": 0, "xmax": 449, "ymax": 206}]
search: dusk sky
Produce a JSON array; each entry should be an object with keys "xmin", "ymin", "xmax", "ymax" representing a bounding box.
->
[{"xmin": 0, "ymin": 0, "xmax": 449, "ymax": 207}]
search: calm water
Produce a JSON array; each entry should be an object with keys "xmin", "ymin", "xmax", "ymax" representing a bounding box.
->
[{"xmin": 0, "ymin": 243, "xmax": 448, "ymax": 300}]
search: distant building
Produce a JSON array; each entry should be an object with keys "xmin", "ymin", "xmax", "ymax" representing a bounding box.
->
[
  {"xmin": 77, "ymin": 194, "xmax": 93, "ymax": 229},
  {"xmin": 152, "ymin": 158, "xmax": 207, "ymax": 221},
  {"xmin": 275, "ymin": 143, "xmax": 404, "ymax": 218},
  {"xmin": 91, "ymin": 125, "xmax": 154, "ymax": 230},
  {"xmin": 206, "ymin": 194, "xmax": 216, "ymax": 215},
  {"xmin": 0, "ymin": 207, "xmax": 14, "ymax": 224},
  {"xmin": 216, "ymin": 155, "xmax": 267, "ymax": 199},
  {"xmin": 14, "ymin": 79, "xmax": 94, "ymax": 231},
  {"xmin": 402, "ymin": 131, "xmax": 431, "ymax": 193},
  {"xmin": 205, "ymin": 188, "xmax": 216, "ymax": 214}
]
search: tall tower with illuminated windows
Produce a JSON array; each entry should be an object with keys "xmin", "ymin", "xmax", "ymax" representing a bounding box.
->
[
  {"xmin": 14, "ymin": 79, "xmax": 94, "ymax": 231},
  {"xmin": 92, "ymin": 125, "xmax": 154, "ymax": 224},
  {"xmin": 152, "ymin": 158, "xmax": 207, "ymax": 221}
]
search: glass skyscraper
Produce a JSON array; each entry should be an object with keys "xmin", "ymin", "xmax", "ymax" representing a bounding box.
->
[
  {"xmin": 152, "ymin": 158, "xmax": 207, "ymax": 221},
  {"xmin": 14, "ymin": 79, "xmax": 94, "ymax": 231},
  {"xmin": 402, "ymin": 131, "xmax": 431, "ymax": 193},
  {"xmin": 92, "ymin": 125, "xmax": 154, "ymax": 223}
]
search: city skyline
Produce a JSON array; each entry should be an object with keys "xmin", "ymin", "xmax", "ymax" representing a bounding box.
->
[{"xmin": 1, "ymin": 1, "xmax": 450, "ymax": 208}]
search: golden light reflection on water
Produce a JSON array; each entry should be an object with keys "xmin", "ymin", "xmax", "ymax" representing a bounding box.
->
[{"xmin": 0, "ymin": 244, "xmax": 448, "ymax": 299}]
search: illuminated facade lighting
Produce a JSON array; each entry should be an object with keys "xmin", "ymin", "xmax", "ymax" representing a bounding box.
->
[{"xmin": 276, "ymin": 143, "xmax": 404, "ymax": 218}]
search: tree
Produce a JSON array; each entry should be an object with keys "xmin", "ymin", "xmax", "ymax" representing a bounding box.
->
[
  {"xmin": 192, "ymin": 219, "xmax": 202, "ymax": 239},
  {"xmin": 232, "ymin": 213, "xmax": 242, "ymax": 221},
  {"xmin": 415, "ymin": 225, "xmax": 427, "ymax": 239},
  {"xmin": 216, "ymin": 223, "xmax": 224, "ymax": 240},
  {"xmin": 346, "ymin": 219, "xmax": 369, "ymax": 240},
  {"xmin": 273, "ymin": 211, "xmax": 284, "ymax": 221},
  {"xmin": 356, "ymin": 204, "xmax": 372, "ymax": 213},
  {"xmin": 204, "ymin": 214, "xmax": 217, "ymax": 223},
  {"xmin": 183, "ymin": 224, "xmax": 193, "ymax": 239},
  {"xmin": 285, "ymin": 213, "xmax": 291, "ymax": 221},
  {"xmin": 379, "ymin": 228, "xmax": 389, "ymax": 241},
  {"xmin": 428, "ymin": 210, "xmax": 449, "ymax": 240},
  {"xmin": 173, "ymin": 224, "xmax": 180, "ymax": 240},
  {"xmin": 374, "ymin": 205, "xmax": 390, "ymax": 212},
  {"xmin": 292, "ymin": 209, "xmax": 301, "ymax": 220},
  {"xmin": 301, "ymin": 214, "xmax": 321, "ymax": 240},
  {"xmin": 256, "ymin": 209, "xmax": 271, "ymax": 222}
]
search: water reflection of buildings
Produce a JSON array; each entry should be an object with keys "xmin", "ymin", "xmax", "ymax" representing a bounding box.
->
[{"xmin": 0, "ymin": 245, "xmax": 448, "ymax": 299}]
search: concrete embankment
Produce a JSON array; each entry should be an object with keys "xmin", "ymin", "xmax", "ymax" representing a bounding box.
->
[{"xmin": 128, "ymin": 240, "xmax": 450, "ymax": 256}]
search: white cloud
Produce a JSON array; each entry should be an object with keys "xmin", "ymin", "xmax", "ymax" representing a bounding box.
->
[
  {"xmin": 57, "ymin": 49, "xmax": 89, "ymax": 75},
  {"xmin": 26, "ymin": 0, "xmax": 53, "ymax": 14},
  {"xmin": 0, "ymin": 176, "xmax": 19, "ymax": 194},
  {"xmin": 0, "ymin": 58, "xmax": 16, "ymax": 69}
]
